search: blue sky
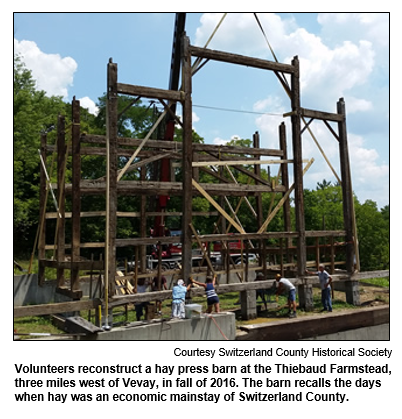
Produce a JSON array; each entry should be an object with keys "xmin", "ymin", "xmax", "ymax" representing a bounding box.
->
[{"xmin": 13, "ymin": 13, "xmax": 389, "ymax": 208}]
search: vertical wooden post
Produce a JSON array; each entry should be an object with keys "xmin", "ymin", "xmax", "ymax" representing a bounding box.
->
[
  {"xmin": 330, "ymin": 236, "xmax": 335, "ymax": 274},
  {"xmin": 38, "ymin": 133, "xmax": 47, "ymax": 286},
  {"xmin": 253, "ymin": 132, "xmax": 263, "ymax": 226},
  {"xmin": 253, "ymin": 131, "xmax": 265, "ymax": 273},
  {"xmin": 279, "ymin": 122, "xmax": 292, "ymax": 261},
  {"xmin": 140, "ymin": 166, "xmax": 147, "ymax": 273},
  {"xmin": 315, "ymin": 237, "xmax": 320, "ymax": 269},
  {"xmin": 337, "ymin": 98, "xmax": 358, "ymax": 273},
  {"xmin": 57, "ymin": 115, "xmax": 66, "ymax": 289},
  {"xmin": 290, "ymin": 56, "xmax": 306, "ymax": 276},
  {"xmin": 71, "ymin": 98, "xmax": 81, "ymax": 295},
  {"xmin": 106, "ymin": 60, "xmax": 118, "ymax": 297},
  {"xmin": 181, "ymin": 34, "xmax": 193, "ymax": 283}
]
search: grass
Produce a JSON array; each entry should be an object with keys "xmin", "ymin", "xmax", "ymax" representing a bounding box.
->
[
  {"xmin": 361, "ymin": 277, "xmax": 390, "ymax": 288},
  {"xmin": 14, "ymin": 264, "xmax": 390, "ymax": 336},
  {"xmin": 14, "ymin": 316, "xmax": 63, "ymax": 338}
]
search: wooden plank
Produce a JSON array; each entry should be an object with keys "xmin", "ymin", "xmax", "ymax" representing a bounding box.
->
[
  {"xmin": 258, "ymin": 158, "xmax": 314, "ymax": 233},
  {"xmin": 37, "ymin": 133, "xmax": 47, "ymax": 283},
  {"xmin": 181, "ymin": 35, "xmax": 193, "ymax": 283},
  {"xmin": 301, "ymin": 107, "xmax": 344, "ymax": 122},
  {"xmin": 338, "ymin": 98, "xmax": 358, "ymax": 273},
  {"xmin": 46, "ymin": 210, "xmax": 219, "ymax": 219},
  {"xmin": 192, "ymin": 179, "xmax": 245, "ymax": 234},
  {"xmin": 117, "ymin": 109, "xmax": 168, "ymax": 181},
  {"xmin": 290, "ymin": 56, "xmax": 306, "ymax": 276},
  {"xmin": 189, "ymin": 45, "xmax": 295, "ymax": 74},
  {"xmin": 79, "ymin": 134, "xmax": 284, "ymax": 157},
  {"xmin": 65, "ymin": 316, "xmax": 103, "ymax": 334},
  {"xmin": 71, "ymin": 98, "xmax": 81, "ymax": 293},
  {"xmin": 191, "ymin": 159, "xmax": 298, "ymax": 167},
  {"xmin": 116, "ymin": 83, "xmax": 183, "ymax": 102},
  {"xmin": 14, "ymin": 299, "xmax": 101, "ymax": 318},
  {"xmin": 56, "ymin": 115, "xmax": 66, "ymax": 288},
  {"xmin": 106, "ymin": 61, "xmax": 118, "ymax": 297},
  {"xmin": 39, "ymin": 259, "xmax": 104, "ymax": 270},
  {"xmin": 60, "ymin": 180, "xmax": 285, "ymax": 196}
]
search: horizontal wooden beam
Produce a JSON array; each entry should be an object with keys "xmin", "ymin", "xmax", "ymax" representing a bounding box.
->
[
  {"xmin": 116, "ymin": 83, "xmax": 183, "ymax": 102},
  {"xmin": 39, "ymin": 259, "xmax": 104, "ymax": 270},
  {"xmin": 14, "ymin": 299, "xmax": 101, "ymax": 318},
  {"xmin": 284, "ymin": 108, "xmax": 344, "ymax": 123},
  {"xmin": 43, "ymin": 230, "xmax": 347, "ymax": 250},
  {"xmin": 58, "ymin": 180, "xmax": 286, "ymax": 196},
  {"xmin": 301, "ymin": 108, "xmax": 344, "ymax": 122},
  {"xmin": 79, "ymin": 135, "xmax": 284, "ymax": 157},
  {"xmin": 191, "ymin": 159, "xmax": 297, "ymax": 167},
  {"xmin": 189, "ymin": 45, "xmax": 295, "ymax": 74},
  {"xmin": 46, "ymin": 211, "xmax": 218, "ymax": 219}
]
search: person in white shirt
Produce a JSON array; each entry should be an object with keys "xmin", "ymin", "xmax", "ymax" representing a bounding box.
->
[
  {"xmin": 275, "ymin": 274, "xmax": 297, "ymax": 318},
  {"xmin": 305, "ymin": 264, "xmax": 333, "ymax": 312}
]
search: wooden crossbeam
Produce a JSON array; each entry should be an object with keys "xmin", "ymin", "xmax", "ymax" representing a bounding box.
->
[
  {"xmin": 258, "ymin": 158, "xmax": 314, "ymax": 233},
  {"xmin": 117, "ymin": 109, "xmax": 167, "ymax": 181},
  {"xmin": 192, "ymin": 179, "xmax": 246, "ymax": 234}
]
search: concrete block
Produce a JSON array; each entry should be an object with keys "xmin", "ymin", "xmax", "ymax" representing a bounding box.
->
[
  {"xmin": 345, "ymin": 280, "xmax": 360, "ymax": 305},
  {"xmin": 240, "ymin": 290, "xmax": 257, "ymax": 320},
  {"xmin": 84, "ymin": 312, "xmax": 236, "ymax": 340},
  {"xmin": 298, "ymin": 283, "xmax": 313, "ymax": 311}
]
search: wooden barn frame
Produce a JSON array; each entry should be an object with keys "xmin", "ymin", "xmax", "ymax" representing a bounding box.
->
[{"xmin": 28, "ymin": 26, "xmax": 365, "ymax": 324}]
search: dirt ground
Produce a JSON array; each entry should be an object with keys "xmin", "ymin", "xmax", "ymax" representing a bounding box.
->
[{"xmin": 357, "ymin": 282, "xmax": 390, "ymax": 306}]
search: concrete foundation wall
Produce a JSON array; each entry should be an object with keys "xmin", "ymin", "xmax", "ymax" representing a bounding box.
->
[
  {"xmin": 82, "ymin": 313, "xmax": 236, "ymax": 341},
  {"xmin": 302, "ymin": 323, "xmax": 389, "ymax": 340},
  {"xmin": 237, "ymin": 306, "xmax": 390, "ymax": 341}
]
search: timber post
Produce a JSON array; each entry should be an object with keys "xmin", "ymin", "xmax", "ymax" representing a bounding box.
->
[
  {"xmin": 71, "ymin": 98, "xmax": 81, "ymax": 296},
  {"xmin": 337, "ymin": 98, "xmax": 356, "ymax": 274},
  {"xmin": 290, "ymin": 56, "xmax": 306, "ymax": 276},
  {"xmin": 181, "ymin": 34, "xmax": 193, "ymax": 285},
  {"xmin": 38, "ymin": 133, "xmax": 47, "ymax": 286},
  {"xmin": 56, "ymin": 114, "xmax": 66, "ymax": 289},
  {"xmin": 291, "ymin": 56, "xmax": 312, "ymax": 311},
  {"xmin": 279, "ymin": 122, "xmax": 292, "ymax": 261},
  {"xmin": 106, "ymin": 60, "xmax": 118, "ymax": 297}
]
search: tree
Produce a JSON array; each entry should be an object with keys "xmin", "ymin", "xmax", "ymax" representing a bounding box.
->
[
  {"xmin": 355, "ymin": 200, "xmax": 389, "ymax": 270},
  {"xmin": 14, "ymin": 55, "xmax": 66, "ymax": 254}
]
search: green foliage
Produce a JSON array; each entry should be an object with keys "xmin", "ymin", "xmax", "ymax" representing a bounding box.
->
[
  {"xmin": 304, "ymin": 181, "xmax": 389, "ymax": 271},
  {"xmin": 14, "ymin": 55, "xmax": 66, "ymax": 251},
  {"xmin": 13, "ymin": 56, "xmax": 389, "ymax": 272},
  {"xmin": 355, "ymin": 200, "xmax": 389, "ymax": 270}
]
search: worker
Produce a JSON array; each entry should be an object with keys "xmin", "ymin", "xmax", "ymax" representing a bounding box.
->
[
  {"xmin": 191, "ymin": 276, "xmax": 220, "ymax": 313},
  {"xmin": 305, "ymin": 264, "xmax": 333, "ymax": 312},
  {"xmin": 152, "ymin": 275, "xmax": 167, "ymax": 314},
  {"xmin": 134, "ymin": 277, "xmax": 150, "ymax": 321},
  {"xmin": 275, "ymin": 274, "xmax": 297, "ymax": 318},
  {"xmin": 171, "ymin": 279, "xmax": 192, "ymax": 319},
  {"xmin": 255, "ymin": 272, "xmax": 268, "ymax": 311}
]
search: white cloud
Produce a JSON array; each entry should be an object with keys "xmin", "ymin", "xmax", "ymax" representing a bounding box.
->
[
  {"xmin": 195, "ymin": 13, "xmax": 388, "ymax": 206},
  {"xmin": 14, "ymin": 39, "xmax": 77, "ymax": 100},
  {"xmin": 213, "ymin": 137, "xmax": 229, "ymax": 145},
  {"xmin": 192, "ymin": 112, "xmax": 200, "ymax": 123},
  {"xmin": 78, "ymin": 96, "xmax": 99, "ymax": 116}
]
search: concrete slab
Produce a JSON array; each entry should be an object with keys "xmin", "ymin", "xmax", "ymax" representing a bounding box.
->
[{"xmin": 82, "ymin": 312, "xmax": 236, "ymax": 340}]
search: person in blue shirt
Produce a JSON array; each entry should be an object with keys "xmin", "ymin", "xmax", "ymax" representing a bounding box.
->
[
  {"xmin": 171, "ymin": 279, "xmax": 192, "ymax": 319},
  {"xmin": 191, "ymin": 276, "xmax": 220, "ymax": 313},
  {"xmin": 306, "ymin": 264, "xmax": 333, "ymax": 312}
]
